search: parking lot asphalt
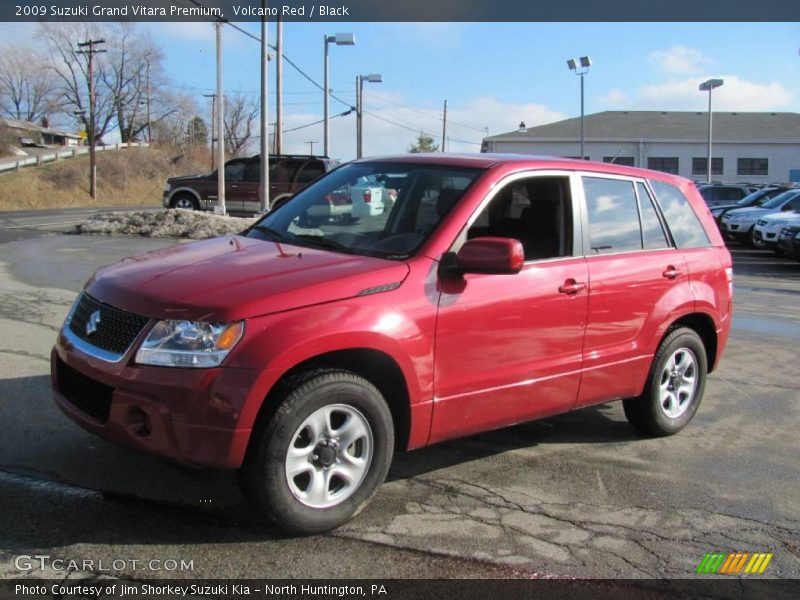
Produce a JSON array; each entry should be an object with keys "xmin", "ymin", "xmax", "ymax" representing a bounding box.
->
[{"xmin": 0, "ymin": 226, "xmax": 798, "ymax": 581}]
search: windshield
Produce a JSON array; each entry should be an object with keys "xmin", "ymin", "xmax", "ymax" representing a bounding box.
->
[
  {"xmin": 761, "ymin": 190, "xmax": 800, "ymax": 210},
  {"xmin": 243, "ymin": 162, "xmax": 483, "ymax": 260},
  {"xmin": 735, "ymin": 188, "xmax": 772, "ymax": 206}
]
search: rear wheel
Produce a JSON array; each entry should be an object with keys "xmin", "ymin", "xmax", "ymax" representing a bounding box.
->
[
  {"xmin": 237, "ymin": 369, "xmax": 394, "ymax": 535},
  {"xmin": 170, "ymin": 194, "xmax": 198, "ymax": 210},
  {"xmin": 623, "ymin": 327, "xmax": 707, "ymax": 436}
]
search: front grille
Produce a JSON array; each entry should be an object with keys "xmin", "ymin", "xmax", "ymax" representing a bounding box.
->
[
  {"xmin": 55, "ymin": 357, "xmax": 114, "ymax": 422},
  {"xmin": 69, "ymin": 294, "xmax": 149, "ymax": 356}
]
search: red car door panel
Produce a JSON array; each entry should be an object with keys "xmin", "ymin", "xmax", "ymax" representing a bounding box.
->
[{"xmin": 430, "ymin": 257, "xmax": 588, "ymax": 443}]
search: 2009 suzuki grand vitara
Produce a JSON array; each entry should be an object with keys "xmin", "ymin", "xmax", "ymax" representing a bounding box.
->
[{"xmin": 53, "ymin": 154, "xmax": 733, "ymax": 534}]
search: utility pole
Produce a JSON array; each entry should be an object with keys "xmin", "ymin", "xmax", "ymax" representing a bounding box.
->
[
  {"xmin": 441, "ymin": 99, "xmax": 447, "ymax": 153},
  {"xmin": 275, "ymin": 16, "xmax": 283, "ymax": 155},
  {"xmin": 76, "ymin": 39, "xmax": 106, "ymax": 200},
  {"xmin": 215, "ymin": 21, "xmax": 226, "ymax": 215},
  {"xmin": 203, "ymin": 93, "xmax": 216, "ymax": 171},
  {"xmin": 355, "ymin": 75, "xmax": 361, "ymax": 159},
  {"xmin": 145, "ymin": 58, "xmax": 152, "ymax": 144},
  {"xmin": 259, "ymin": 2, "xmax": 270, "ymax": 212},
  {"xmin": 306, "ymin": 140, "xmax": 317, "ymax": 154}
]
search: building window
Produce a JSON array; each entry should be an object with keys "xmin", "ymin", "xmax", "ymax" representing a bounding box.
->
[
  {"xmin": 647, "ymin": 157, "xmax": 679, "ymax": 174},
  {"xmin": 692, "ymin": 157, "xmax": 723, "ymax": 176},
  {"xmin": 737, "ymin": 158, "xmax": 768, "ymax": 176},
  {"xmin": 603, "ymin": 156, "xmax": 635, "ymax": 166}
]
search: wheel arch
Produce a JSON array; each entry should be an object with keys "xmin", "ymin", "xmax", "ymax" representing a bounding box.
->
[
  {"xmin": 252, "ymin": 348, "xmax": 412, "ymax": 453},
  {"xmin": 168, "ymin": 187, "xmax": 202, "ymax": 207},
  {"xmin": 665, "ymin": 312, "xmax": 719, "ymax": 373}
]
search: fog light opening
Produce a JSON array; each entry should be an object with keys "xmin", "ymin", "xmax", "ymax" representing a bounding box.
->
[{"xmin": 126, "ymin": 407, "xmax": 151, "ymax": 438}]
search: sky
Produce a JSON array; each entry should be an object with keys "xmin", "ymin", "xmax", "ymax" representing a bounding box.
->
[{"xmin": 2, "ymin": 21, "xmax": 799, "ymax": 160}]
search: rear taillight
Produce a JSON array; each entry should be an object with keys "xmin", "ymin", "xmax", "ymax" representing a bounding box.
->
[
  {"xmin": 726, "ymin": 266, "xmax": 734, "ymax": 297},
  {"xmin": 363, "ymin": 190, "xmax": 371, "ymax": 204}
]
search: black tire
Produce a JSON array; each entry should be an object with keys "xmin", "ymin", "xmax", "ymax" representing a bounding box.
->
[
  {"xmin": 748, "ymin": 226, "xmax": 765, "ymax": 249},
  {"xmin": 170, "ymin": 193, "xmax": 198, "ymax": 210},
  {"xmin": 623, "ymin": 327, "xmax": 708, "ymax": 437},
  {"xmin": 237, "ymin": 369, "xmax": 394, "ymax": 535}
]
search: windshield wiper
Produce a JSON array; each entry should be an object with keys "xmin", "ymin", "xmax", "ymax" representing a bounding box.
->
[
  {"xmin": 249, "ymin": 224, "xmax": 294, "ymax": 243},
  {"xmin": 292, "ymin": 234, "xmax": 354, "ymax": 254}
]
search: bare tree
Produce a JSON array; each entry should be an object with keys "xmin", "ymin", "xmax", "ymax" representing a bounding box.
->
[
  {"xmin": 40, "ymin": 23, "xmax": 116, "ymax": 144},
  {"xmin": 150, "ymin": 90, "xmax": 197, "ymax": 149},
  {"xmin": 224, "ymin": 93, "xmax": 259, "ymax": 156},
  {"xmin": 0, "ymin": 44, "xmax": 61, "ymax": 122}
]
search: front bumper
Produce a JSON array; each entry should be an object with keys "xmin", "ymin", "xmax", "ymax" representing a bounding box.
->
[{"xmin": 51, "ymin": 330, "xmax": 258, "ymax": 469}]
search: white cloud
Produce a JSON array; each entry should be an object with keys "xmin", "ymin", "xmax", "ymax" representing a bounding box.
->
[
  {"xmin": 599, "ymin": 89, "xmax": 629, "ymax": 106},
  {"xmin": 648, "ymin": 46, "xmax": 710, "ymax": 76},
  {"xmin": 277, "ymin": 95, "xmax": 564, "ymax": 160},
  {"xmin": 599, "ymin": 75, "xmax": 793, "ymax": 112}
]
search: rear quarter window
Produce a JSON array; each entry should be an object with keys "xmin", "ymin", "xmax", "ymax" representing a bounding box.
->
[{"xmin": 650, "ymin": 181, "xmax": 711, "ymax": 248}]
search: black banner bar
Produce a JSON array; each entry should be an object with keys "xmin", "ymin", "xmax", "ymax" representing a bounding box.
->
[
  {"xmin": 2, "ymin": 579, "xmax": 800, "ymax": 600},
  {"xmin": 2, "ymin": 0, "xmax": 800, "ymax": 22}
]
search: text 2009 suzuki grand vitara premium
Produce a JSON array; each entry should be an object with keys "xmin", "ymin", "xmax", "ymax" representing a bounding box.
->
[{"xmin": 52, "ymin": 154, "xmax": 733, "ymax": 534}]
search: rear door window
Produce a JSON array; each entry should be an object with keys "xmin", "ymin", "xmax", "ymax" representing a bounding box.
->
[
  {"xmin": 583, "ymin": 176, "xmax": 642, "ymax": 254},
  {"xmin": 650, "ymin": 181, "xmax": 711, "ymax": 248}
]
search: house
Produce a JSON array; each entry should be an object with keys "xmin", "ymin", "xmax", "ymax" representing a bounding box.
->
[
  {"xmin": 0, "ymin": 117, "xmax": 83, "ymax": 148},
  {"xmin": 482, "ymin": 111, "xmax": 800, "ymax": 184}
]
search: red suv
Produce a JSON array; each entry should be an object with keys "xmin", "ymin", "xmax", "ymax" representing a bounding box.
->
[{"xmin": 53, "ymin": 154, "xmax": 733, "ymax": 534}]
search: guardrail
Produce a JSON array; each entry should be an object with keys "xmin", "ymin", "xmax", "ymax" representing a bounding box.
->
[{"xmin": 0, "ymin": 142, "xmax": 150, "ymax": 174}]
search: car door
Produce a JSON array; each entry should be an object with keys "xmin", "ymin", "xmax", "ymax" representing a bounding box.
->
[
  {"xmin": 430, "ymin": 172, "xmax": 589, "ymax": 443},
  {"xmin": 220, "ymin": 158, "xmax": 248, "ymax": 212},
  {"xmin": 238, "ymin": 157, "xmax": 262, "ymax": 213},
  {"xmin": 576, "ymin": 175, "xmax": 689, "ymax": 408}
]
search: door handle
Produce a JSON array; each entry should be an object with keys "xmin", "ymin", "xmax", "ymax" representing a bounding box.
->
[
  {"xmin": 662, "ymin": 266, "xmax": 683, "ymax": 280},
  {"xmin": 558, "ymin": 279, "xmax": 587, "ymax": 295}
]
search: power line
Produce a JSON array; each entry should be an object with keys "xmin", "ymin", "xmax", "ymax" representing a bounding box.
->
[
  {"xmin": 178, "ymin": 0, "xmax": 355, "ymax": 110},
  {"xmin": 363, "ymin": 110, "xmax": 481, "ymax": 146},
  {"xmin": 361, "ymin": 91, "xmax": 487, "ymax": 134}
]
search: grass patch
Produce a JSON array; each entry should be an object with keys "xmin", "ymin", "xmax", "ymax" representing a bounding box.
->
[{"xmin": 0, "ymin": 147, "xmax": 211, "ymax": 211}]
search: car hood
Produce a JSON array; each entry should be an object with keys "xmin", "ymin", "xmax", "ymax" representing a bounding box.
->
[
  {"xmin": 86, "ymin": 236, "xmax": 410, "ymax": 321},
  {"xmin": 168, "ymin": 173, "xmax": 210, "ymax": 183},
  {"xmin": 761, "ymin": 212, "xmax": 800, "ymax": 224},
  {"xmin": 726, "ymin": 207, "xmax": 775, "ymax": 219}
]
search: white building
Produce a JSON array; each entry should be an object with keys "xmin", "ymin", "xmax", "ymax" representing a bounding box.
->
[{"xmin": 482, "ymin": 111, "xmax": 800, "ymax": 184}]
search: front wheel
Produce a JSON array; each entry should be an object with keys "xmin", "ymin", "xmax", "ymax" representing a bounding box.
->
[
  {"xmin": 170, "ymin": 194, "xmax": 198, "ymax": 210},
  {"xmin": 623, "ymin": 327, "xmax": 707, "ymax": 436},
  {"xmin": 237, "ymin": 370, "xmax": 394, "ymax": 535},
  {"xmin": 749, "ymin": 226, "xmax": 766, "ymax": 248}
]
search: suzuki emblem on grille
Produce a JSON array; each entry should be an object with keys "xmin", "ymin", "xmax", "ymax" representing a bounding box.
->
[{"xmin": 86, "ymin": 310, "xmax": 102, "ymax": 336}]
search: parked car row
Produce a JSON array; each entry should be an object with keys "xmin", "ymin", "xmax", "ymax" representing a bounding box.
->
[{"xmin": 707, "ymin": 185, "xmax": 800, "ymax": 261}]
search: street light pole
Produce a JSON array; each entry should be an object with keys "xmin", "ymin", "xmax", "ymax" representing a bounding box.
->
[
  {"xmin": 215, "ymin": 21, "xmax": 225, "ymax": 215},
  {"xmin": 567, "ymin": 56, "xmax": 592, "ymax": 160},
  {"xmin": 699, "ymin": 78, "xmax": 724, "ymax": 184},
  {"xmin": 259, "ymin": 2, "xmax": 270, "ymax": 213},
  {"xmin": 356, "ymin": 73, "xmax": 381, "ymax": 159},
  {"xmin": 323, "ymin": 33, "xmax": 355, "ymax": 157}
]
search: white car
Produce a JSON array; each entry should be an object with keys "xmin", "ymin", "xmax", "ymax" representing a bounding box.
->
[
  {"xmin": 349, "ymin": 176, "xmax": 399, "ymax": 219},
  {"xmin": 753, "ymin": 210, "xmax": 800, "ymax": 248},
  {"xmin": 720, "ymin": 189, "xmax": 800, "ymax": 246}
]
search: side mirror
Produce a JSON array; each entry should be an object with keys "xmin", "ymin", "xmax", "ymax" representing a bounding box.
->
[{"xmin": 454, "ymin": 237, "xmax": 524, "ymax": 275}]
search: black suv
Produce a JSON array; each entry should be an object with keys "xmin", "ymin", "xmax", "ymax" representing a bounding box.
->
[{"xmin": 163, "ymin": 155, "xmax": 339, "ymax": 213}]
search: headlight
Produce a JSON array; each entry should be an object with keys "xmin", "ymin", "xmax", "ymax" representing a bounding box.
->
[
  {"xmin": 711, "ymin": 208, "xmax": 724, "ymax": 216},
  {"xmin": 163, "ymin": 182, "xmax": 172, "ymax": 192},
  {"xmin": 795, "ymin": 232, "xmax": 800, "ymax": 241},
  {"xmin": 136, "ymin": 320, "xmax": 244, "ymax": 368}
]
